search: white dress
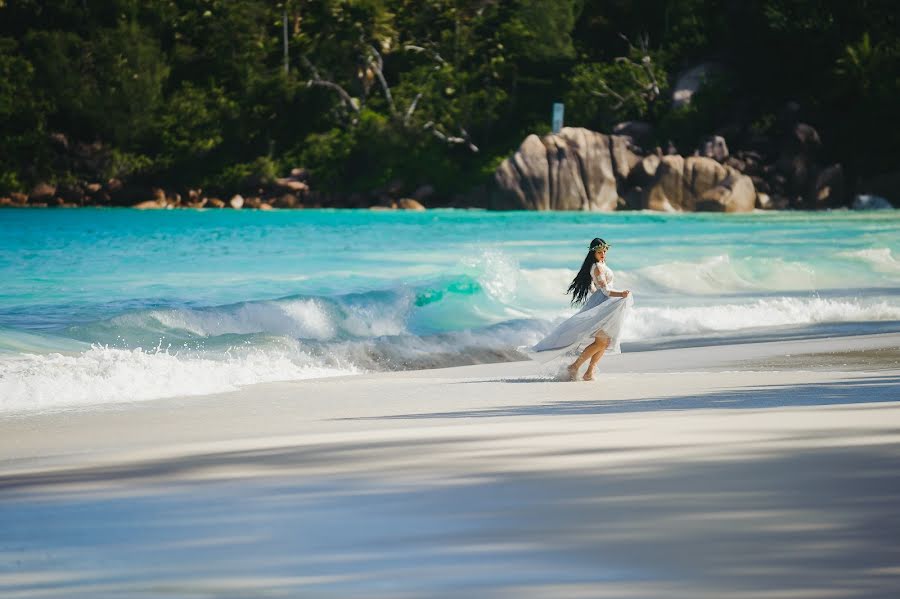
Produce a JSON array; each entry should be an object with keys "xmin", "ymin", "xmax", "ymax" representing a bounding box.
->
[{"xmin": 529, "ymin": 261, "xmax": 634, "ymax": 362}]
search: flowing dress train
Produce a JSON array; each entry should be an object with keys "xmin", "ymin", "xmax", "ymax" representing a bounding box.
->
[{"xmin": 528, "ymin": 261, "xmax": 633, "ymax": 362}]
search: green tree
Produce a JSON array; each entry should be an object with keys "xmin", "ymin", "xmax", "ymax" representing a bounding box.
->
[
  {"xmin": 565, "ymin": 40, "xmax": 668, "ymax": 129},
  {"xmin": 0, "ymin": 37, "xmax": 47, "ymax": 191}
]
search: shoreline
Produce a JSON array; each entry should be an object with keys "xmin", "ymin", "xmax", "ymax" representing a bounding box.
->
[
  {"xmin": 2, "ymin": 203, "xmax": 897, "ymax": 213},
  {"xmin": 2, "ymin": 332, "xmax": 899, "ymax": 596},
  {"xmin": 0, "ymin": 333, "xmax": 900, "ymax": 473},
  {"xmin": 2, "ymin": 328, "xmax": 898, "ymax": 418}
]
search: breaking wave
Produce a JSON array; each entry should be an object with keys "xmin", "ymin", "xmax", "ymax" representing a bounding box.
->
[{"xmin": 3, "ymin": 250, "xmax": 899, "ymax": 413}]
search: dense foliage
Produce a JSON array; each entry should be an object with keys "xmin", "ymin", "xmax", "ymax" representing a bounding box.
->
[{"xmin": 1, "ymin": 0, "xmax": 897, "ymax": 199}]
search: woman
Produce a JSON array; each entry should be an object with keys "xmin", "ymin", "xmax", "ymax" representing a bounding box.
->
[{"xmin": 530, "ymin": 238, "xmax": 633, "ymax": 380}]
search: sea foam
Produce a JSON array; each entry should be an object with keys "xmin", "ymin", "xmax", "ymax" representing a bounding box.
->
[
  {"xmin": 0, "ymin": 343, "xmax": 356, "ymax": 414},
  {"xmin": 838, "ymin": 248, "xmax": 900, "ymax": 273},
  {"xmin": 625, "ymin": 296, "xmax": 900, "ymax": 340},
  {"xmin": 4, "ymin": 293, "xmax": 899, "ymax": 413}
]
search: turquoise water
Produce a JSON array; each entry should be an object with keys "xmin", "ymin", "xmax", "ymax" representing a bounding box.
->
[{"xmin": 2, "ymin": 208, "xmax": 899, "ymax": 411}]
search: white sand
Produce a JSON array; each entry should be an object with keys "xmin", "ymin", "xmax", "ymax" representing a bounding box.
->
[{"xmin": 1, "ymin": 333, "xmax": 899, "ymax": 598}]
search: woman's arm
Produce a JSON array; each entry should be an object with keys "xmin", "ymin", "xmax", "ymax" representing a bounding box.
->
[{"xmin": 596, "ymin": 267, "xmax": 630, "ymax": 298}]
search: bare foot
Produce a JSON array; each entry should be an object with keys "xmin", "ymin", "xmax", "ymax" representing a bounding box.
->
[
  {"xmin": 582, "ymin": 371, "xmax": 595, "ymax": 381},
  {"xmin": 566, "ymin": 363, "xmax": 579, "ymax": 381}
]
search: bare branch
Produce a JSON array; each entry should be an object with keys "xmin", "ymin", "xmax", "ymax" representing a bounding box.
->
[
  {"xmin": 403, "ymin": 44, "xmax": 447, "ymax": 66},
  {"xmin": 601, "ymin": 32, "xmax": 661, "ymax": 103},
  {"xmin": 300, "ymin": 56, "xmax": 321, "ymax": 80},
  {"xmin": 404, "ymin": 92, "xmax": 423, "ymax": 125},
  {"xmin": 640, "ymin": 57, "xmax": 660, "ymax": 99},
  {"xmin": 424, "ymin": 121, "xmax": 479, "ymax": 152},
  {"xmin": 307, "ymin": 79, "xmax": 360, "ymax": 113},
  {"xmin": 367, "ymin": 45, "xmax": 396, "ymax": 115},
  {"xmin": 368, "ymin": 44, "xmax": 383, "ymax": 72},
  {"xmin": 638, "ymin": 32, "xmax": 651, "ymax": 54},
  {"xmin": 302, "ymin": 56, "xmax": 361, "ymax": 120},
  {"xmin": 626, "ymin": 64, "xmax": 646, "ymax": 91},
  {"xmin": 590, "ymin": 78, "xmax": 630, "ymax": 109}
]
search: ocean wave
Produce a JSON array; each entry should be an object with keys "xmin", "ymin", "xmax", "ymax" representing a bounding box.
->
[
  {"xmin": 0, "ymin": 341, "xmax": 357, "ymax": 414},
  {"xmin": 521, "ymin": 254, "xmax": 860, "ymax": 299},
  {"xmin": 0, "ymin": 320, "xmax": 547, "ymax": 413},
  {"xmin": 119, "ymin": 294, "xmax": 408, "ymax": 340},
  {"xmin": 3, "ymin": 293, "xmax": 899, "ymax": 412},
  {"xmin": 0, "ymin": 327, "xmax": 88, "ymax": 355},
  {"xmin": 838, "ymin": 248, "xmax": 900, "ymax": 273},
  {"xmin": 4, "ymin": 247, "xmax": 900, "ymax": 413},
  {"xmin": 618, "ymin": 254, "xmax": 822, "ymax": 295},
  {"xmin": 15, "ymin": 250, "xmax": 895, "ymax": 351},
  {"xmin": 65, "ymin": 263, "xmax": 531, "ymax": 346},
  {"xmin": 625, "ymin": 296, "xmax": 900, "ymax": 340}
]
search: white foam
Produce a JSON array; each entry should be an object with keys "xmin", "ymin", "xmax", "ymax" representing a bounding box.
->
[
  {"xmin": 619, "ymin": 255, "xmax": 821, "ymax": 295},
  {"xmin": 0, "ymin": 344, "xmax": 356, "ymax": 414},
  {"xmin": 516, "ymin": 255, "xmax": 830, "ymax": 305},
  {"xmin": 838, "ymin": 248, "xmax": 900, "ymax": 273},
  {"xmin": 623, "ymin": 296, "xmax": 900, "ymax": 340},
  {"xmin": 517, "ymin": 268, "xmax": 576, "ymax": 307},
  {"xmin": 4, "ymin": 294, "xmax": 899, "ymax": 413},
  {"xmin": 115, "ymin": 296, "xmax": 408, "ymax": 341},
  {"xmin": 750, "ymin": 258, "xmax": 820, "ymax": 292},
  {"xmin": 138, "ymin": 298, "xmax": 337, "ymax": 339},
  {"xmin": 338, "ymin": 297, "xmax": 409, "ymax": 337},
  {"xmin": 460, "ymin": 250, "xmax": 520, "ymax": 303},
  {"xmin": 625, "ymin": 255, "xmax": 753, "ymax": 294}
]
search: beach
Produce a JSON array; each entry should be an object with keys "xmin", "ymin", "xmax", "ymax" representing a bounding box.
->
[
  {"xmin": 4, "ymin": 1, "xmax": 900, "ymax": 594},
  {"xmin": 3, "ymin": 332, "xmax": 899, "ymax": 598}
]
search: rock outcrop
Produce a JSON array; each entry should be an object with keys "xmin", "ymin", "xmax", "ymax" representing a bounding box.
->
[
  {"xmin": 397, "ymin": 198, "xmax": 426, "ymax": 211},
  {"xmin": 759, "ymin": 122, "xmax": 848, "ymax": 208},
  {"xmin": 28, "ymin": 183, "xmax": 56, "ymax": 203},
  {"xmin": 857, "ymin": 171, "xmax": 900, "ymax": 207},
  {"xmin": 643, "ymin": 156, "xmax": 756, "ymax": 213},
  {"xmin": 612, "ymin": 121, "xmax": 654, "ymax": 151},
  {"xmin": 852, "ymin": 195, "xmax": 893, "ymax": 210},
  {"xmin": 492, "ymin": 128, "xmax": 757, "ymax": 212},
  {"xmin": 698, "ymin": 135, "xmax": 729, "ymax": 162},
  {"xmin": 488, "ymin": 127, "xmax": 776, "ymax": 212},
  {"xmin": 133, "ymin": 199, "xmax": 167, "ymax": 210},
  {"xmin": 5, "ymin": 117, "xmax": 866, "ymax": 212},
  {"xmin": 491, "ymin": 127, "xmax": 640, "ymax": 211}
]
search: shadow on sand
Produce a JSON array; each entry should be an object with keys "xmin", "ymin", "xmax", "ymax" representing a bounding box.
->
[
  {"xmin": 2, "ymin": 374, "xmax": 900, "ymax": 598},
  {"xmin": 346, "ymin": 374, "xmax": 900, "ymax": 420}
]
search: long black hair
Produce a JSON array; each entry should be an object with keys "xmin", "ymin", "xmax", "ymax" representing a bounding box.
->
[{"xmin": 566, "ymin": 238, "xmax": 606, "ymax": 305}]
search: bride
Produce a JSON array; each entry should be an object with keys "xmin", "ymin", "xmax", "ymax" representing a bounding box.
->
[{"xmin": 530, "ymin": 238, "xmax": 633, "ymax": 381}]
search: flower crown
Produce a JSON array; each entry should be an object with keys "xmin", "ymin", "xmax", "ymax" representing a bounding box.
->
[{"xmin": 590, "ymin": 241, "xmax": 611, "ymax": 252}]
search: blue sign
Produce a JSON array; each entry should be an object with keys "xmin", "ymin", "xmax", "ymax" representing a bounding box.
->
[{"xmin": 552, "ymin": 102, "xmax": 564, "ymax": 133}]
